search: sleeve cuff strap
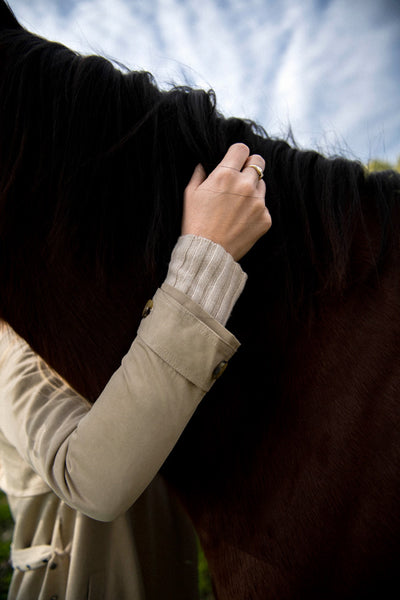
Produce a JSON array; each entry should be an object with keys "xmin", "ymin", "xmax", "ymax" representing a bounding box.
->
[{"xmin": 138, "ymin": 287, "xmax": 240, "ymax": 392}]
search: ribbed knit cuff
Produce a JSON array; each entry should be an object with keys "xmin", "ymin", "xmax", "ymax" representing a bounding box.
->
[{"xmin": 164, "ymin": 235, "xmax": 247, "ymax": 326}]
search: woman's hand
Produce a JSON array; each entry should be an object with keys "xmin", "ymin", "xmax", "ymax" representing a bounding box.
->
[{"xmin": 182, "ymin": 143, "xmax": 271, "ymax": 261}]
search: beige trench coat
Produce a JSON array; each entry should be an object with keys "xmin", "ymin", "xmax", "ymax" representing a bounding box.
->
[{"xmin": 0, "ymin": 284, "xmax": 240, "ymax": 599}]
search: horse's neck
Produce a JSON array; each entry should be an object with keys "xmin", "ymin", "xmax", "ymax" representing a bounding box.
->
[{"xmin": 163, "ymin": 211, "xmax": 400, "ymax": 597}]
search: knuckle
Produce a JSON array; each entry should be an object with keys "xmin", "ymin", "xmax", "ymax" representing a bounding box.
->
[
  {"xmin": 263, "ymin": 211, "xmax": 272, "ymax": 230},
  {"xmin": 240, "ymin": 178, "xmax": 256, "ymax": 196},
  {"xmin": 252, "ymin": 196, "xmax": 267, "ymax": 211},
  {"xmin": 259, "ymin": 180, "xmax": 266, "ymax": 191},
  {"xmin": 214, "ymin": 167, "xmax": 234, "ymax": 184}
]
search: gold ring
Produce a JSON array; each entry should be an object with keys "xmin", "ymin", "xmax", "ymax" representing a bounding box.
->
[{"xmin": 247, "ymin": 164, "xmax": 264, "ymax": 180}]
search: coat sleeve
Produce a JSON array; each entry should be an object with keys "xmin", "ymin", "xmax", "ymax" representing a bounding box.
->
[{"xmin": 0, "ymin": 285, "xmax": 239, "ymax": 521}]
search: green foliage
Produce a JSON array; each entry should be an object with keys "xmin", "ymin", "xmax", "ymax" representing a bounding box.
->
[
  {"xmin": 0, "ymin": 493, "xmax": 12, "ymax": 599},
  {"xmin": 198, "ymin": 540, "xmax": 214, "ymax": 599},
  {"xmin": 367, "ymin": 157, "xmax": 400, "ymax": 173},
  {"xmin": 0, "ymin": 492, "xmax": 215, "ymax": 600}
]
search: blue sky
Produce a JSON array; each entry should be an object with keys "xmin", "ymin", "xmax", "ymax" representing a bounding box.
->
[{"xmin": 9, "ymin": 0, "xmax": 400, "ymax": 164}]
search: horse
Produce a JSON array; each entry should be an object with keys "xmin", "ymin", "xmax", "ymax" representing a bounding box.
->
[{"xmin": 1, "ymin": 2, "xmax": 400, "ymax": 598}]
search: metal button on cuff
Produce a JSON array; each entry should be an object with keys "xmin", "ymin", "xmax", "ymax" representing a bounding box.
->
[
  {"xmin": 212, "ymin": 360, "xmax": 228, "ymax": 380},
  {"xmin": 142, "ymin": 299, "xmax": 153, "ymax": 318}
]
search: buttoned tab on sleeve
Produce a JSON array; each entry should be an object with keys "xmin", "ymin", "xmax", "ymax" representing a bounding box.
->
[
  {"xmin": 139, "ymin": 285, "xmax": 240, "ymax": 392},
  {"xmin": 0, "ymin": 286, "xmax": 240, "ymax": 522}
]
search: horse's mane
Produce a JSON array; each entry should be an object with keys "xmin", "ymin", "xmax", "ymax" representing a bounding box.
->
[{"xmin": 0, "ymin": 0, "xmax": 399, "ymax": 400}]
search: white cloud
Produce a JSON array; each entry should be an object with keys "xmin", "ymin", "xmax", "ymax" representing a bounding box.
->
[{"xmin": 9, "ymin": 0, "xmax": 400, "ymax": 163}]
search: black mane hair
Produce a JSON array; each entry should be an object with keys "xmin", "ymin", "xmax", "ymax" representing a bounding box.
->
[{"xmin": 0, "ymin": 0, "xmax": 399, "ymax": 398}]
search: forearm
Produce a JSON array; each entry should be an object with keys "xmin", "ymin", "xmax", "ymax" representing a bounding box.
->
[
  {"xmin": 49, "ymin": 286, "xmax": 239, "ymax": 520},
  {"xmin": 0, "ymin": 264, "xmax": 241, "ymax": 521}
]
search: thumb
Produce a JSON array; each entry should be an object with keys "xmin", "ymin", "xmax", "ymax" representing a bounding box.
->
[{"xmin": 187, "ymin": 163, "xmax": 207, "ymax": 190}]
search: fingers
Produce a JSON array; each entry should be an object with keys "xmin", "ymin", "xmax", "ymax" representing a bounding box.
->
[
  {"xmin": 214, "ymin": 144, "xmax": 265, "ymax": 191},
  {"xmin": 186, "ymin": 163, "xmax": 207, "ymax": 190},
  {"xmin": 242, "ymin": 154, "xmax": 265, "ymax": 184},
  {"xmin": 217, "ymin": 142, "xmax": 250, "ymax": 171},
  {"xmin": 216, "ymin": 144, "xmax": 265, "ymax": 182}
]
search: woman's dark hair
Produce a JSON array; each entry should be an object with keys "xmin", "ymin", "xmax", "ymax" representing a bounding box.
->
[{"xmin": 0, "ymin": 0, "xmax": 399, "ymax": 398}]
